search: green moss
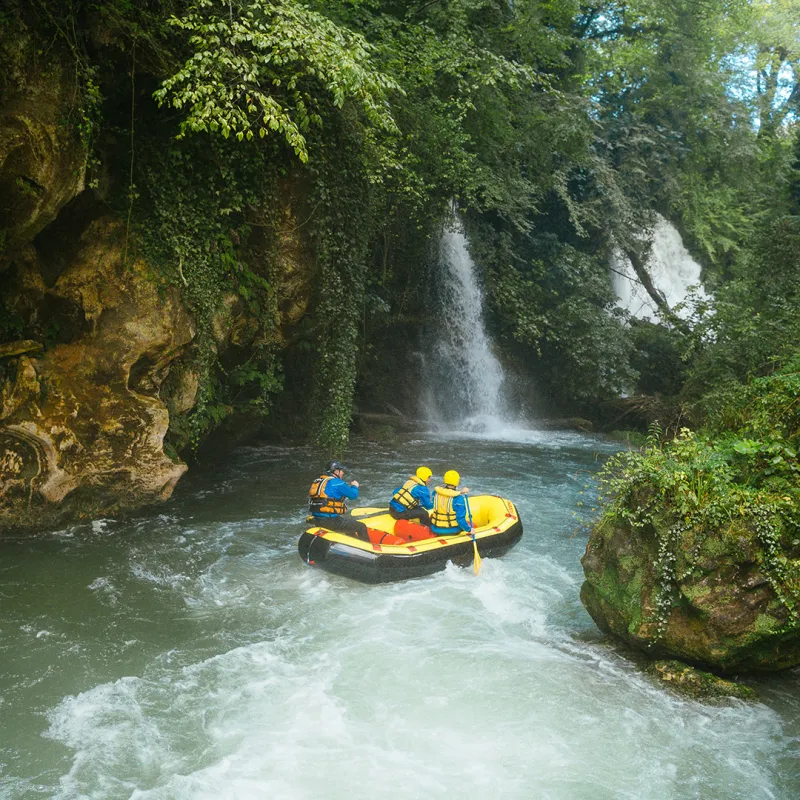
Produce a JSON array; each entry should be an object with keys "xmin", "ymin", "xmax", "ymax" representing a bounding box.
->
[
  {"xmin": 617, "ymin": 554, "xmax": 638, "ymax": 577},
  {"xmin": 700, "ymin": 536, "xmax": 729, "ymax": 559},
  {"xmin": 647, "ymin": 660, "xmax": 758, "ymax": 701},
  {"xmin": 587, "ymin": 557, "xmax": 646, "ymax": 635},
  {"xmin": 681, "ymin": 583, "xmax": 712, "ymax": 602},
  {"xmin": 753, "ymin": 613, "xmax": 780, "ymax": 635}
]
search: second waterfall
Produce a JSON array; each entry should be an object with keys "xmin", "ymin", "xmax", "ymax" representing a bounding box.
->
[{"xmin": 423, "ymin": 214, "xmax": 509, "ymax": 430}]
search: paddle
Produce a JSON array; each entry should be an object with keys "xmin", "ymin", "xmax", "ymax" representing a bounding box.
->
[
  {"xmin": 463, "ymin": 494, "xmax": 481, "ymax": 575},
  {"xmin": 471, "ymin": 533, "xmax": 482, "ymax": 575}
]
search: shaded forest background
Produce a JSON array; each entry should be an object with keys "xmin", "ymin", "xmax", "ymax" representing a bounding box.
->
[{"xmin": 2, "ymin": 0, "xmax": 799, "ymax": 458}]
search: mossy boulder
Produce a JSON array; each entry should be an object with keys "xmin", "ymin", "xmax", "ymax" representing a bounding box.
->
[{"xmin": 581, "ymin": 511, "xmax": 800, "ymax": 673}]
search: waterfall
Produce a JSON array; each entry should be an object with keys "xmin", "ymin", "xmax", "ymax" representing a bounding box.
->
[
  {"xmin": 424, "ymin": 215, "xmax": 508, "ymax": 429},
  {"xmin": 611, "ymin": 214, "xmax": 708, "ymax": 322}
]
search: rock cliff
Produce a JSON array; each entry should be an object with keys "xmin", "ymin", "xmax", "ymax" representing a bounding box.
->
[
  {"xmin": 1, "ymin": 219, "xmax": 194, "ymax": 529},
  {"xmin": 0, "ymin": 18, "xmax": 315, "ymax": 531}
]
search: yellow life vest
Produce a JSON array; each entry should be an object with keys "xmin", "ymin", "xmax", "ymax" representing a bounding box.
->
[
  {"xmin": 308, "ymin": 474, "xmax": 346, "ymax": 516},
  {"xmin": 390, "ymin": 475, "xmax": 424, "ymax": 510},
  {"xmin": 431, "ymin": 486, "xmax": 465, "ymax": 531}
]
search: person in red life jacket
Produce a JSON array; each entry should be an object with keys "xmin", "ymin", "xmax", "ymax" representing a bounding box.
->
[
  {"xmin": 388, "ymin": 466, "xmax": 434, "ymax": 525},
  {"xmin": 308, "ymin": 460, "xmax": 369, "ymax": 541},
  {"xmin": 430, "ymin": 469, "xmax": 473, "ymax": 536}
]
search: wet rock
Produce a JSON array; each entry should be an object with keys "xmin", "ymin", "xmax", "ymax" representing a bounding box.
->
[
  {"xmin": 0, "ymin": 29, "xmax": 86, "ymax": 264},
  {"xmin": 0, "ymin": 355, "xmax": 40, "ymax": 419},
  {"xmin": 581, "ymin": 515, "xmax": 800, "ymax": 673},
  {"xmin": 163, "ymin": 365, "xmax": 200, "ymax": 417},
  {"xmin": 0, "ymin": 340, "xmax": 42, "ymax": 358},
  {"xmin": 0, "ymin": 219, "xmax": 194, "ymax": 531},
  {"xmin": 646, "ymin": 660, "xmax": 757, "ymax": 702}
]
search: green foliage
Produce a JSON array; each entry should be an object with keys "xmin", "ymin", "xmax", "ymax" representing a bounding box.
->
[
  {"xmin": 132, "ymin": 128, "xmax": 285, "ymax": 451},
  {"xmin": 304, "ymin": 113, "xmax": 374, "ymax": 455},
  {"xmin": 683, "ymin": 217, "xmax": 800, "ymax": 398},
  {"xmin": 9, "ymin": 0, "xmax": 800, "ymax": 453},
  {"xmin": 629, "ymin": 321, "xmax": 689, "ymax": 397},
  {"xmin": 700, "ymin": 357, "xmax": 800, "ymax": 460},
  {"xmin": 480, "ymin": 230, "xmax": 637, "ymax": 407},
  {"xmin": 740, "ymin": 0, "xmax": 800, "ymax": 140},
  {"xmin": 597, "ymin": 363, "xmax": 800, "ymax": 638},
  {"xmin": 319, "ymin": 0, "xmax": 570, "ymax": 227},
  {"xmin": 579, "ymin": 0, "xmax": 792, "ymax": 278},
  {"xmin": 154, "ymin": 0, "xmax": 399, "ymax": 161}
]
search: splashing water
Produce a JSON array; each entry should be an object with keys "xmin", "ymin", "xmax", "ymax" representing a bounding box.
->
[
  {"xmin": 611, "ymin": 215, "xmax": 708, "ymax": 322},
  {"xmin": 424, "ymin": 216, "xmax": 508, "ymax": 431},
  {"xmin": 1, "ymin": 436, "xmax": 798, "ymax": 799}
]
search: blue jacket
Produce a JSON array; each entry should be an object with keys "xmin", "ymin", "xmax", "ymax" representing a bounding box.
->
[
  {"xmin": 431, "ymin": 492, "xmax": 472, "ymax": 534},
  {"xmin": 389, "ymin": 481, "xmax": 433, "ymax": 514},
  {"xmin": 312, "ymin": 476, "xmax": 359, "ymax": 517}
]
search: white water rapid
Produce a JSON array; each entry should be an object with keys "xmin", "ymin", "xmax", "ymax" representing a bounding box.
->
[
  {"xmin": 611, "ymin": 215, "xmax": 708, "ymax": 322},
  {"xmin": 3, "ymin": 438, "xmax": 798, "ymax": 799},
  {"xmin": 424, "ymin": 216, "xmax": 509, "ymax": 431}
]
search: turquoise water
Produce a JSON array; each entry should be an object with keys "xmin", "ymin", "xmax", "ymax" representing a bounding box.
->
[{"xmin": 1, "ymin": 429, "xmax": 798, "ymax": 799}]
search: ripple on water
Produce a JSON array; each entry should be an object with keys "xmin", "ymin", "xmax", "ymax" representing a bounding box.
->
[
  {"xmin": 42, "ymin": 557, "xmax": 789, "ymax": 800},
  {"xmin": 2, "ymin": 436, "xmax": 798, "ymax": 799}
]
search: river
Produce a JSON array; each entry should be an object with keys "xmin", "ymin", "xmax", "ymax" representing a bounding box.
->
[{"xmin": 1, "ymin": 429, "xmax": 799, "ymax": 799}]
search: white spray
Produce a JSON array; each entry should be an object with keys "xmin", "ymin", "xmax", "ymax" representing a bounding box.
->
[
  {"xmin": 611, "ymin": 214, "xmax": 708, "ymax": 321},
  {"xmin": 426, "ymin": 215, "xmax": 507, "ymax": 429}
]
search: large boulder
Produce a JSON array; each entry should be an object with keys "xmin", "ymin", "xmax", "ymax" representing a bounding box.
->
[
  {"xmin": 0, "ymin": 218, "xmax": 194, "ymax": 531},
  {"xmin": 581, "ymin": 510, "xmax": 800, "ymax": 673}
]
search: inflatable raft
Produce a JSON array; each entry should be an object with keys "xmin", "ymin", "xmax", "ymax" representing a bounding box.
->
[{"xmin": 298, "ymin": 494, "xmax": 523, "ymax": 583}]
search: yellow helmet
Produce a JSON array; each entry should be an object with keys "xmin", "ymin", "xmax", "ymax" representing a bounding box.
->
[
  {"xmin": 416, "ymin": 466, "xmax": 432, "ymax": 482},
  {"xmin": 443, "ymin": 469, "xmax": 460, "ymax": 487}
]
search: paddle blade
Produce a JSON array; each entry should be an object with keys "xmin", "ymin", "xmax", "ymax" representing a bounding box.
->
[{"xmin": 472, "ymin": 536, "xmax": 482, "ymax": 575}]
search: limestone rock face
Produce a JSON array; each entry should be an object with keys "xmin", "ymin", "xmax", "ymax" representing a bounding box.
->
[
  {"xmin": 0, "ymin": 32, "xmax": 86, "ymax": 266},
  {"xmin": 0, "ymin": 219, "xmax": 194, "ymax": 531},
  {"xmin": 581, "ymin": 516, "xmax": 800, "ymax": 673},
  {"xmin": 0, "ymin": 19, "xmax": 319, "ymax": 532}
]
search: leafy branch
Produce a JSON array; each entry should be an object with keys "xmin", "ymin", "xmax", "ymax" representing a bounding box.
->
[{"xmin": 154, "ymin": 0, "xmax": 400, "ymax": 162}]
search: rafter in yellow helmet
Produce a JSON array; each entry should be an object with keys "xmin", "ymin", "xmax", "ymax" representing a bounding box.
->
[{"xmin": 443, "ymin": 469, "xmax": 460, "ymax": 487}]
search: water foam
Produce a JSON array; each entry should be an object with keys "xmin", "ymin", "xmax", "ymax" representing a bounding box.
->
[
  {"xmin": 44, "ymin": 552, "xmax": 789, "ymax": 800},
  {"xmin": 611, "ymin": 214, "xmax": 709, "ymax": 322},
  {"xmin": 2, "ymin": 439, "xmax": 795, "ymax": 799},
  {"xmin": 425, "ymin": 215, "xmax": 508, "ymax": 428}
]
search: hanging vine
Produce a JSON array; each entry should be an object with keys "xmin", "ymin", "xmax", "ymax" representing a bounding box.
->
[
  {"xmin": 596, "ymin": 364, "xmax": 800, "ymax": 641},
  {"xmin": 305, "ymin": 111, "xmax": 376, "ymax": 455},
  {"xmin": 132, "ymin": 129, "xmax": 286, "ymax": 453}
]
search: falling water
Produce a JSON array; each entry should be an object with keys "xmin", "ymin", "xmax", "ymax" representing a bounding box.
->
[
  {"xmin": 611, "ymin": 214, "xmax": 708, "ymax": 322},
  {"xmin": 425, "ymin": 215, "xmax": 508, "ymax": 429}
]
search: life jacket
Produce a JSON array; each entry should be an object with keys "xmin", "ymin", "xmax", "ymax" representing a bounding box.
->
[
  {"xmin": 308, "ymin": 474, "xmax": 346, "ymax": 516},
  {"xmin": 390, "ymin": 475, "xmax": 424, "ymax": 511},
  {"xmin": 430, "ymin": 486, "xmax": 470, "ymax": 531}
]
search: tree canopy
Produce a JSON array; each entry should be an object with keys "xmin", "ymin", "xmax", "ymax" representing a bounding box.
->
[{"xmin": 4, "ymin": 0, "xmax": 798, "ymax": 450}]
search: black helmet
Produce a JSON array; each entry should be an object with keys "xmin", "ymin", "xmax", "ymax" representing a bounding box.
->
[{"xmin": 327, "ymin": 460, "xmax": 346, "ymax": 473}]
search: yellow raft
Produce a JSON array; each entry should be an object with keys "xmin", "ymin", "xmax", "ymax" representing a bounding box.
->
[{"xmin": 298, "ymin": 494, "xmax": 523, "ymax": 583}]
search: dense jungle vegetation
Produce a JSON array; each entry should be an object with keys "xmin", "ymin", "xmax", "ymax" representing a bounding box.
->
[{"xmin": 1, "ymin": 0, "xmax": 798, "ymax": 460}]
